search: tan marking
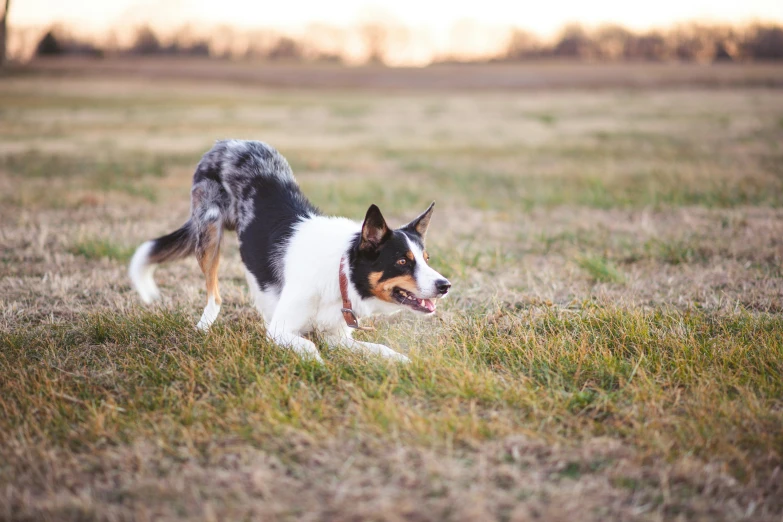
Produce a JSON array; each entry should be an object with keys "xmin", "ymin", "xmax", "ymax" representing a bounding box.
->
[
  {"xmin": 368, "ymin": 271, "xmax": 384, "ymax": 299},
  {"xmin": 368, "ymin": 271, "xmax": 418, "ymax": 302},
  {"xmin": 406, "ymin": 251, "xmax": 415, "ymax": 261},
  {"xmin": 197, "ymin": 223, "xmax": 222, "ymax": 305}
]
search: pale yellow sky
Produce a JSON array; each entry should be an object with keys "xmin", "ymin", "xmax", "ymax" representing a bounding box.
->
[
  {"xmin": 10, "ymin": 0, "xmax": 783, "ymax": 63},
  {"xmin": 14, "ymin": 0, "xmax": 783, "ymax": 33}
]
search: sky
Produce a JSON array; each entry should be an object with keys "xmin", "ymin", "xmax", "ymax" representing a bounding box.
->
[
  {"xmin": 13, "ymin": 0, "xmax": 783, "ymax": 33},
  {"xmin": 9, "ymin": 0, "xmax": 783, "ymax": 63}
]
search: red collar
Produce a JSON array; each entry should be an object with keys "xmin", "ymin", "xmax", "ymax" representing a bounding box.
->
[{"xmin": 339, "ymin": 255, "xmax": 373, "ymax": 330}]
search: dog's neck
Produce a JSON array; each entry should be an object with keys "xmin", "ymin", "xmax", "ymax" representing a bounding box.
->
[{"xmin": 339, "ymin": 255, "xmax": 373, "ymax": 331}]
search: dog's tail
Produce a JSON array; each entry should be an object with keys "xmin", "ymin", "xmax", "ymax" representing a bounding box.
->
[{"xmin": 129, "ymin": 221, "xmax": 196, "ymax": 304}]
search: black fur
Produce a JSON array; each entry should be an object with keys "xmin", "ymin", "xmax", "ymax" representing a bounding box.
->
[
  {"xmin": 349, "ymin": 206, "xmax": 424, "ymax": 299},
  {"xmin": 239, "ymin": 176, "xmax": 320, "ymax": 291},
  {"xmin": 189, "ymin": 140, "xmax": 321, "ymax": 292},
  {"xmin": 400, "ymin": 229, "xmax": 424, "ymax": 250},
  {"xmin": 148, "ymin": 221, "xmax": 196, "ymax": 263}
]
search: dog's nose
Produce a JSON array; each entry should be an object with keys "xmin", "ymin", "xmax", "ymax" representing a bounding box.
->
[{"xmin": 435, "ymin": 279, "xmax": 451, "ymax": 295}]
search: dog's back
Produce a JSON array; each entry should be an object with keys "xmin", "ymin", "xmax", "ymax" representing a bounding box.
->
[{"xmin": 191, "ymin": 140, "xmax": 316, "ymax": 231}]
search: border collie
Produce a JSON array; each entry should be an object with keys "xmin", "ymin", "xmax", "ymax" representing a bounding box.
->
[{"xmin": 129, "ymin": 140, "xmax": 451, "ymax": 363}]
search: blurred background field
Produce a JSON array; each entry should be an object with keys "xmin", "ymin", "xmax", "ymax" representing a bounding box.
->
[{"xmin": 2, "ymin": 0, "xmax": 783, "ymax": 520}]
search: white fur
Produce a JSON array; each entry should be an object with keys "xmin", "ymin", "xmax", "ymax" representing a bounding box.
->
[
  {"xmin": 129, "ymin": 241, "xmax": 160, "ymax": 304},
  {"xmin": 196, "ymin": 296, "xmax": 220, "ymax": 331},
  {"xmin": 263, "ymin": 216, "xmax": 398, "ymax": 361},
  {"xmin": 324, "ymin": 335, "xmax": 411, "ymax": 363},
  {"xmin": 204, "ymin": 207, "xmax": 221, "ymax": 221},
  {"xmin": 406, "ymin": 236, "xmax": 446, "ymax": 299},
  {"xmin": 257, "ymin": 215, "xmax": 448, "ymax": 363},
  {"xmin": 245, "ymin": 268, "xmax": 278, "ymax": 324}
]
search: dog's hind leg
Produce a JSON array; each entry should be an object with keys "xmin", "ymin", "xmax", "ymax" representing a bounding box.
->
[{"xmin": 195, "ymin": 219, "xmax": 223, "ymax": 331}]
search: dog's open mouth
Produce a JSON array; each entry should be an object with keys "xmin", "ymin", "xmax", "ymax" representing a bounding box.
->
[{"xmin": 393, "ymin": 288, "xmax": 436, "ymax": 313}]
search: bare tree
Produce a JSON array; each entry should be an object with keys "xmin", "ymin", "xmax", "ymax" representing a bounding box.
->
[
  {"xmin": 130, "ymin": 26, "xmax": 161, "ymax": 55},
  {"xmin": 0, "ymin": 0, "xmax": 10, "ymax": 65},
  {"xmin": 553, "ymin": 24, "xmax": 595, "ymax": 59},
  {"xmin": 593, "ymin": 24, "xmax": 632, "ymax": 60},
  {"xmin": 504, "ymin": 29, "xmax": 542, "ymax": 60},
  {"xmin": 360, "ymin": 23, "xmax": 388, "ymax": 65}
]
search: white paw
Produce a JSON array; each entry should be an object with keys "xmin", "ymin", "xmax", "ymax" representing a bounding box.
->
[
  {"xmin": 306, "ymin": 352, "xmax": 325, "ymax": 364},
  {"xmin": 196, "ymin": 298, "xmax": 220, "ymax": 331},
  {"xmin": 291, "ymin": 340, "xmax": 325, "ymax": 364},
  {"xmin": 388, "ymin": 351, "xmax": 411, "ymax": 363},
  {"xmin": 354, "ymin": 341, "xmax": 411, "ymax": 363},
  {"xmin": 375, "ymin": 345, "xmax": 411, "ymax": 363},
  {"xmin": 195, "ymin": 318, "xmax": 212, "ymax": 331},
  {"xmin": 271, "ymin": 333, "xmax": 325, "ymax": 364}
]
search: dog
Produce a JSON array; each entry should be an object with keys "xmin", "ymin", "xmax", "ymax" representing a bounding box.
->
[{"xmin": 129, "ymin": 140, "xmax": 451, "ymax": 363}]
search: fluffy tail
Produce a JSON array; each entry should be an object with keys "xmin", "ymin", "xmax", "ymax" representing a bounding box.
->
[{"xmin": 129, "ymin": 221, "xmax": 196, "ymax": 304}]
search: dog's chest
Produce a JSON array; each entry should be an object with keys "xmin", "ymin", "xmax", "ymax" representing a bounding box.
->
[{"xmin": 311, "ymin": 302, "xmax": 345, "ymax": 334}]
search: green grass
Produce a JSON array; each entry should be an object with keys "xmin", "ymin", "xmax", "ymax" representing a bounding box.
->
[
  {"xmin": 0, "ymin": 149, "xmax": 174, "ymax": 180},
  {"xmin": 0, "ymin": 150, "xmax": 194, "ymax": 207},
  {"xmin": 577, "ymin": 255, "xmax": 626, "ymax": 283},
  {"xmin": 4, "ymin": 305, "xmax": 782, "ymax": 517},
  {"xmin": 2, "ymin": 306, "xmax": 781, "ymax": 480},
  {"xmin": 3, "ymin": 76, "xmax": 783, "ymax": 519},
  {"xmin": 378, "ymin": 145, "xmax": 783, "ymax": 211},
  {"xmin": 299, "ymin": 177, "xmax": 430, "ymax": 218},
  {"xmin": 524, "ymin": 111, "xmax": 558, "ymax": 126},
  {"xmin": 69, "ymin": 238, "xmax": 136, "ymax": 262},
  {"xmin": 643, "ymin": 238, "xmax": 704, "ymax": 265},
  {"xmin": 329, "ymin": 102, "xmax": 372, "ymax": 118}
]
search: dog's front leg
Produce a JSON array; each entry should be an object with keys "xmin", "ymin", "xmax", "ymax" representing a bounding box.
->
[
  {"xmin": 266, "ymin": 295, "xmax": 324, "ymax": 363},
  {"xmin": 324, "ymin": 333, "xmax": 410, "ymax": 363},
  {"xmin": 267, "ymin": 328, "xmax": 324, "ymax": 363}
]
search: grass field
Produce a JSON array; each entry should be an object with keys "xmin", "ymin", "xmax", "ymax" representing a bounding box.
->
[{"xmin": 1, "ymin": 62, "xmax": 783, "ymax": 521}]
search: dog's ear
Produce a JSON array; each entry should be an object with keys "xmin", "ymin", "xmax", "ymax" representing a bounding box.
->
[
  {"xmin": 402, "ymin": 201, "xmax": 435, "ymax": 238},
  {"xmin": 360, "ymin": 204, "xmax": 391, "ymax": 251}
]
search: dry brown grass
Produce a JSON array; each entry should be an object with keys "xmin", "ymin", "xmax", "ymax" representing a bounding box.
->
[
  {"xmin": 1, "ymin": 66, "xmax": 782, "ymax": 521},
  {"xmin": 15, "ymin": 58, "xmax": 783, "ymax": 90}
]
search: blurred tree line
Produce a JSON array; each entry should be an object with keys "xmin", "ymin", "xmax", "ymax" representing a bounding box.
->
[
  {"xmin": 0, "ymin": 0, "xmax": 9, "ymax": 65},
  {"xmin": 32, "ymin": 24, "xmax": 344, "ymax": 63},
  {"xmin": 28, "ymin": 21, "xmax": 783, "ymax": 64},
  {"xmin": 497, "ymin": 23, "xmax": 783, "ymax": 62}
]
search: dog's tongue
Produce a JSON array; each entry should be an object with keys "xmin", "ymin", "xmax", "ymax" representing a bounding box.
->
[{"xmin": 421, "ymin": 299, "xmax": 436, "ymax": 312}]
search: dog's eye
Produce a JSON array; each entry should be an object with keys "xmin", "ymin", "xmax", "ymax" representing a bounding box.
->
[
  {"xmin": 423, "ymin": 252, "xmax": 430, "ymax": 263},
  {"xmin": 396, "ymin": 258, "xmax": 407, "ymax": 266}
]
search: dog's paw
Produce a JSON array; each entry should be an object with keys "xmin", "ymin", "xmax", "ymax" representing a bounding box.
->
[
  {"xmin": 195, "ymin": 319, "xmax": 212, "ymax": 332},
  {"xmin": 196, "ymin": 300, "xmax": 220, "ymax": 331},
  {"xmin": 303, "ymin": 351, "xmax": 325, "ymax": 365},
  {"xmin": 281, "ymin": 337, "xmax": 324, "ymax": 364},
  {"xmin": 386, "ymin": 350, "xmax": 411, "ymax": 364}
]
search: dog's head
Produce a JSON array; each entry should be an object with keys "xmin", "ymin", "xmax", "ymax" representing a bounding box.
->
[{"xmin": 351, "ymin": 202, "xmax": 450, "ymax": 314}]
